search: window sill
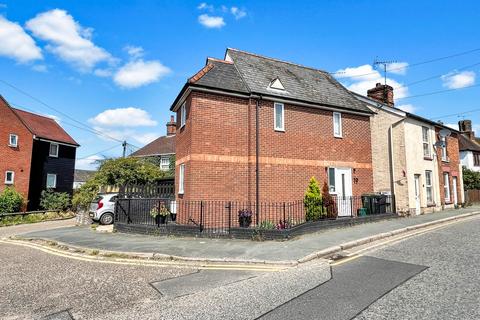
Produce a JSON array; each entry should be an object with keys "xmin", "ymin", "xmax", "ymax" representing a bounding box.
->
[
  {"xmin": 4, "ymin": 182, "xmax": 14, "ymax": 185},
  {"xmin": 441, "ymin": 159, "xmax": 450, "ymax": 163},
  {"xmin": 274, "ymin": 129, "xmax": 285, "ymax": 132},
  {"xmin": 178, "ymin": 191, "xmax": 184, "ymax": 195},
  {"xmin": 8, "ymin": 144, "xmax": 18, "ymax": 148},
  {"xmin": 423, "ymin": 156, "xmax": 433, "ymax": 161},
  {"xmin": 334, "ymin": 135, "xmax": 343, "ymax": 139},
  {"xmin": 426, "ymin": 203, "xmax": 436, "ymax": 207}
]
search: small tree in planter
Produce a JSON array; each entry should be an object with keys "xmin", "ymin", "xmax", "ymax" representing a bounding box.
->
[
  {"xmin": 304, "ymin": 177, "xmax": 325, "ymax": 221},
  {"xmin": 322, "ymin": 182, "xmax": 337, "ymax": 219},
  {"xmin": 238, "ymin": 209, "xmax": 252, "ymax": 227},
  {"xmin": 150, "ymin": 202, "xmax": 169, "ymax": 225}
]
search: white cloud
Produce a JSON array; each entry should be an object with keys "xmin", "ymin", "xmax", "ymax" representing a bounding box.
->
[
  {"xmin": 132, "ymin": 132, "xmax": 159, "ymax": 145},
  {"xmin": 93, "ymin": 68, "xmax": 112, "ymax": 77},
  {"xmin": 230, "ymin": 7, "xmax": 247, "ymax": 19},
  {"xmin": 124, "ymin": 45, "xmax": 144, "ymax": 59},
  {"xmin": 26, "ymin": 9, "xmax": 112, "ymax": 71},
  {"xmin": 32, "ymin": 64, "xmax": 48, "ymax": 72},
  {"xmin": 198, "ymin": 14, "xmax": 225, "ymax": 28},
  {"xmin": 92, "ymin": 126, "xmax": 158, "ymax": 146},
  {"xmin": 113, "ymin": 60, "xmax": 170, "ymax": 89},
  {"xmin": 0, "ymin": 16, "xmax": 42, "ymax": 63},
  {"xmin": 441, "ymin": 70, "xmax": 476, "ymax": 89},
  {"xmin": 198, "ymin": 2, "xmax": 214, "ymax": 11},
  {"xmin": 335, "ymin": 64, "xmax": 409, "ymax": 101},
  {"xmin": 75, "ymin": 155, "xmax": 103, "ymax": 170},
  {"xmin": 396, "ymin": 104, "xmax": 416, "ymax": 113},
  {"xmin": 89, "ymin": 107, "xmax": 157, "ymax": 127},
  {"xmin": 386, "ymin": 62, "xmax": 409, "ymax": 75}
]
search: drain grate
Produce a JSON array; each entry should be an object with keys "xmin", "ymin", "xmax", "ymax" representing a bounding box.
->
[{"xmin": 42, "ymin": 310, "xmax": 74, "ymax": 320}]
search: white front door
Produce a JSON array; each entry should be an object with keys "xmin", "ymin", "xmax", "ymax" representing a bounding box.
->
[
  {"xmin": 414, "ymin": 175, "xmax": 421, "ymax": 215},
  {"xmin": 453, "ymin": 177, "xmax": 458, "ymax": 205},
  {"xmin": 335, "ymin": 168, "xmax": 353, "ymax": 217}
]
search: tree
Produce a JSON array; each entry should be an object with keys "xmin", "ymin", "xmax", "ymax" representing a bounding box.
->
[
  {"xmin": 462, "ymin": 166, "xmax": 480, "ymax": 190},
  {"xmin": 304, "ymin": 177, "xmax": 325, "ymax": 221},
  {"xmin": 73, "ymin": 157, "xmax": 168, "ymax": 210}
]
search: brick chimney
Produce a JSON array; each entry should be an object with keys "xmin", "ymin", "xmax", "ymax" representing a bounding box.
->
[
  {"xmin": 367, "ymin": 83, "xmax": 394, "ymax": 106},
  {"xmin": 166, "ymin": 115, "xmax": 176, "ymax": 136},
  {"xmin": 459, "ymin": 119, "xmax": 475, "ymax": 140}
]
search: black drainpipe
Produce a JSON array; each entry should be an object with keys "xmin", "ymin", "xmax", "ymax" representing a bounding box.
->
[{"xmin": 255, "ymin": 96, "xmax": 262, "ymax": 224}]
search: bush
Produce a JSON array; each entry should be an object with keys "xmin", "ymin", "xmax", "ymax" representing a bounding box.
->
[
  {"xmin": 322, "ymin": 182, "xmax": 337, "ymax": 218},
  {"xmin": 40, "ymin": 189, "xmax": 71, "ymax": 211},
  {"xmin": 304, "ymin": 177, "xmax": 325, "ymax": 221},
  {"xmin": 0, "ymin": 187, "xmax": 25, "ymax": 213}
]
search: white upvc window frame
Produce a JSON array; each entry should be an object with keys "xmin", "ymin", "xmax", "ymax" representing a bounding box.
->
[
  {"xmin": 274, "ymin": 102, "xmax": 285, "ymax": 131},
  {"xmin": 422, "ymin": 126, "xmax": 431, "ymax": 157},
  {"xmin": 180, "ymin": 102, "xmax": 186, "ymax": 128},
  {"xmin": 443, "ymin": 172, "xmax": 450, "ymax": 202},
  {"xmin": 441, "ymin": 136, "xmax": 448, "ymax": 161},
  {"xmin": 425, "ymin": 170, "xmax": 433, "ymax": 204},
  {"xmin": 46, "ymin": 173, "xmax": 57, "ymax": 188},
  {"xmin": 328, "ymin": 167, "xmax": 336, "ymax": 193},
  {"xmin": 333, "ymin": 112, "xmax": 342, "ymax": 138},
  {"xmin": 4, "ymin": 171, "xmax": 14, "ymax": 184},
  {"xmin": 178, "ymin": 164, "xmax": 185, "ymax": 195},
  {"xmin": 160, "ymin": 156, "xmax": 170, "ymax": 171},
  {"xmin": 49, "ymin": 143, "xmax": 59, "ymax": 157},
  {"xmin": 9, "ymin": 134, "xmax": 18, "ymax": 147}
]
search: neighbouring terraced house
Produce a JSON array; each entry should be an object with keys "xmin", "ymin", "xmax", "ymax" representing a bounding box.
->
[
  {"xmin": 170, "ymin": 48, "xmax": 375, "ymax": 217},
  {"xmin": 354, "ymin": 83, "xmax": 464, "ymax": 215}
]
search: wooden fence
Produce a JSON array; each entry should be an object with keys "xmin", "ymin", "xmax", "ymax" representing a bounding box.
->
[{"xmin": 466, "ymin": 189, "xmax": 480, "ymax": 204}]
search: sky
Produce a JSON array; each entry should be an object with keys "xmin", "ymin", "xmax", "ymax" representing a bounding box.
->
[{"xmin": 1, "ymin": 0, "xmax": 480, "ymax": 170}]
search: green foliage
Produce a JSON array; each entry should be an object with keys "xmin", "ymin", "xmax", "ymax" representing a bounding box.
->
[
  {"xmin": 40, "ymin": 189, "xmax": 71, "ymax": 211},
  {"xmin": 0, "ymin": 187, "xmax": 25, "ymax": 213},
  {"xmin": 304, "ymin": 177, "xmax": 325, "ymax": 221},
  {"xmin": 322, "ymin": 181, "xmax": 337, "ymax": 218},
  {"xmin": 150, "ymin": 203, "xmax": 170, "ymax": 217},
  {"xmin": 73, "ymin": 157, "xmax": 167, "ymax": 210},
  {"xmin": 0, "ymin": 211, "xmax": 74, "ymax": 227},
  {"xmin": 258, "ymin": 220, "xmax": 276, "ymax": 230},
  {"xmin": 462, "ymin": 166, "xmax": 480, "ymax": 190}
]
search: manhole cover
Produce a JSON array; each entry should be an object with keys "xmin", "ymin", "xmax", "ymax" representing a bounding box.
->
[{"xmin": 42, "ymin": 310, "xmax": 74, "ymax": 320}]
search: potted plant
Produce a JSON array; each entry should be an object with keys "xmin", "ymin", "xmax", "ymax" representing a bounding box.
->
[
  {"xmin": 238, "ymin": 209, "xmax": 252, "ymax": 228},
  {"xmin": 170, "ymin": 203, "xmax": 177, "ymax": 222},
  {"xmin": 150, "ymin": 203, "xmax": 169, "ymax": 225}
]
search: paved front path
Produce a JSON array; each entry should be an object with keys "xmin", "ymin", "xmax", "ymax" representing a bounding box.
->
[
  {"xmin": 15, "ymin": 207, "xmax": 480, "ymax": 262},
  {"xmin": 0, "ymin": 218, "xmax": 75, "ymax": 237}
]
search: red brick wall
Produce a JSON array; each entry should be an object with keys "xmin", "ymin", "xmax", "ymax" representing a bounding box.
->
[
  {"xmin": 435, "ymin": 130, "xmax": 462, "ymax": 205},
  {"xmin": 175, "ymin": 91, "xmax": 373, "ymax": 202},
  {"xmin": 0, "ymin": 99, "xmax": 33, "ymax": 204}
]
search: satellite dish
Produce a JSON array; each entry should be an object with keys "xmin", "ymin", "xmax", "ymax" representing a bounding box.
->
[
  {"xmin": 439, "ymin": 128, "xmax": 451, "ymax": 138},
  {"xmin": 434, "ymin": 140, "xmax": 445, "ymax": 148}
]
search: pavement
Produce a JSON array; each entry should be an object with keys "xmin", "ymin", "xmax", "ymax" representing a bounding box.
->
[
  {"xmin": 258, "ymin": 211, "xmax": 480, "ymax": 320},
  {"xmin": 10, "ymin": 206, "xmax": 480, "ymax": 264}
]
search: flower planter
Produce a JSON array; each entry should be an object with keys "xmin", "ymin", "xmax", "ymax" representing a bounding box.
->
[
  {"xmin": 170, "ymin": 213, "xmax": 177, "ymax": 222},
  {"xmin": 238, "ymin": 216, "xmax": 252, "ymax": 228},
  {"xmin": 155, "ymin": 215, "xmax": 167, "ymax": 225}
]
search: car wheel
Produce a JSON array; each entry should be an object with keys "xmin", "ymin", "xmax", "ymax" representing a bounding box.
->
[{"xmin": 100, "ymin": 213, "xmax": 114, "ymax": 225}]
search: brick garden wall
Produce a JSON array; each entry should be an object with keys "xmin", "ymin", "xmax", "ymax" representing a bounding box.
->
[{"xmin": 175, "ymin": 91, "xmax": 374, "ymax": 202}]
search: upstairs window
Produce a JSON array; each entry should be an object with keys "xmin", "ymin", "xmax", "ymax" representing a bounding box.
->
[
  {"xmin": 441, "ymin": 137, "xmax": 448, "ymax": 161},
  {"xmin": 160, "ymin": 156, "xmax": 170, "ymax": 171},
  {"xmin": 474, "ymin": 153, "xmax": 480, "ymax": 166},
  {"xmin": 4, "ymin": 171, "xmax": 14, "ymax": 184},
  {"xmin": 46, "ymin": 173, "xmax": 57, "ymax": 188},
  {"xmin": 49, "ymin": 143, "xmax": 59, "ymax": 157},
  {"xmin": 422, "ymin": 127, "xmax": 431, "ymax": 157},
  {"xmin": 274, "ymin": 102, "xmax": 284, "ymax": 131},
  {"xmin": 333, "ymin": 112, "xmax": 342, "ymax": 138},
  {"xmin": 180, "ymin": 102, "xmax": 186, "ymax": 128},
  {"xmin": 9, "ymin": 134, "xmax": 18, "ymax": 147}
]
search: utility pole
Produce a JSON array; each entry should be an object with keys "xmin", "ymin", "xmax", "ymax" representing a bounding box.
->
[{"xmin": 122, "ymin": 140, "xmax": 127, "ymax": 158}]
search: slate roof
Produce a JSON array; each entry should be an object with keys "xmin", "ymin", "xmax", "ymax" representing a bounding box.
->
[
  {"xmin": 172, "ymin": 49, "xmax": 372, "ymax": 114},
  {"xmin": 459, "ymin": 134, "xmax": 480, "ymax": 152},
  {"xmin": 225, "ymin": 49, "xmax": 372, "ymax": 113},
  {"xmin": 13, "ymin": 108, "xmax": 79, "ymax": 146},
  {"xmin": 130, "ymin": 135, "xmax": 175, "ymax": 157},
  {"xmin": 74, "ymin": 169, "xmax": 96, "ymax": 182}
]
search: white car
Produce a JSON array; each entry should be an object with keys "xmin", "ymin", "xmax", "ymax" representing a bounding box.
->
[{"xmin": 89, "ymin": 193, "xmax": 117, "ymax": 225}]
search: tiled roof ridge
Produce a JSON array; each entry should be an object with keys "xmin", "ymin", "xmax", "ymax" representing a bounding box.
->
[{"xmin": 189, "ymin": 63, "xmax": 215, "ymax": 84}]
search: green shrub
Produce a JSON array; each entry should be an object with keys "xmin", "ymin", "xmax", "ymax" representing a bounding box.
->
[
  {"xmin": 40, "ymin": 189, "xmax": 71, "ymax": 211},
  {"xmin": 258, "ymin": 220, "xmax": 276, "ymax": 230},
  {"xmin": 0, "ymin": 187, "xmax": 25, "ymax": 213},
  {"xmin": 304, "ymin": 177, "xmax": 325, "ymax": 221}
]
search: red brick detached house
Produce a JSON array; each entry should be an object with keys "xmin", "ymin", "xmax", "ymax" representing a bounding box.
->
[
  {"xmin": 170, "ymin": 49, "xmax": 374, "ymax": 214},
  {"xmin": 0, "ymin": 96, "xmax": 79, "ymax": 210}
]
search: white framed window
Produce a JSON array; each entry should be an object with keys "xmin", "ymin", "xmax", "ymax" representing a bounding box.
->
[
  {"xmin": 178, "ymin": 164, "xmax": 185, "ymax": 194},
  {"xmin": 422, "ymin": 127, "xmax": 430, "ymax": 157},
  {"xmin": 9, "ymin": 134, "xmax": 18, "ymax": 147},
  {"xmin": 180, "ymin": 102, "xmax": 186, "ymax": 128},
  {"xmin": 274, "ymin": 102, "xmax": 284, "ymax": 131},
  {"xmin": 49, "ymin": 143, "xmax": 59, "ymax": 157},
  {"xmin": 441, "ymin": 137, "xmax": 448, "ymax": 161},
  {"xmin": 333, "ymin": 112, "xmax": 342, "ymax": 138},
  {"xmin": 160, "ymin": 156, "xmax": 170, "ymax": 171},
  {"xmin": 5, "ymin": 171, "xmax": 14, "ymax": 184},
  {"xmin": 443, "ymin": 173, "xmax": 450, "ymax": 202},
  {"xmin": 46, "ymin": 173, "xmax": 57, "ymax": 188},
  {"xmin": 425, "ymin": 170, "xmax": 433, "ymax": 204},
  {"xmin": 328, "ymin": 167, "xmax": 336, "ymax": 193}
]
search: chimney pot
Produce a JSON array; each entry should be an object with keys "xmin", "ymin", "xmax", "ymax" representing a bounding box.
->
[
  {"xmin": 367, "ymin": 83, "xmax": 394, "ymax": 106},
  {"xmin": 166, "ymin": 115, "xmax": 176, "ymax": 136}
]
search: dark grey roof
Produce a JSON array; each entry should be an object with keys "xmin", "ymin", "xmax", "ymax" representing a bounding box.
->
[
  {"xmin": 130, "ymin": 135, "xmax": 175, "ymax": 157},
  {"xmin": 194, "ymin": 59, "xmax": 249, "ymax": 93},
  {"xmin": 225, "ymin": 49, "xmax": 372, "ymax": 113},
  {"xmin": 459, "ymin": 134, "xmax": 480, "ymax": 152}
]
